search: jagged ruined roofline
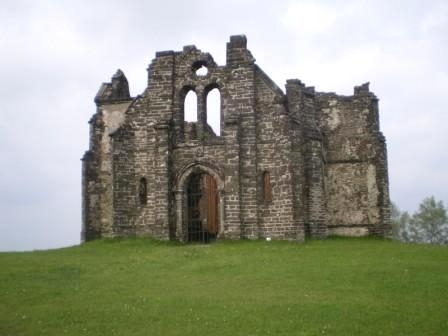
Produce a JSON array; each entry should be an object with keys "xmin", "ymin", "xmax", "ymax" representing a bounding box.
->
[{"xmin": 94, "ymin": 69, "xmax": 133, "ymax": 105}]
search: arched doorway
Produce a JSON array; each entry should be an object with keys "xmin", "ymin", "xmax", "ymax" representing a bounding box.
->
[{"xmin": 186, "ymin": 172, "xmax": 219, "ymax": 242}]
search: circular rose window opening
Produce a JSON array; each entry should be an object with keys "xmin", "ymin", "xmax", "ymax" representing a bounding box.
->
[{"xmin": 195, "ymin": 65, "xmax": 208, "ymax": 76}]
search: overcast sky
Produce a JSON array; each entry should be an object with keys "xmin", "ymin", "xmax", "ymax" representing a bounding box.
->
[{"xmin": 1, "ymin": 0, "xmax": 447, "ymax": 251}]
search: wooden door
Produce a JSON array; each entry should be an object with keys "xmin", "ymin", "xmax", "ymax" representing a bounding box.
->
[
  {"xmin": 187, "ymin": 173, "xmax": 219, "ymax": 242},
  {"xmin": 204, "ymin": 174, "xmax": 218, "ymax": 235}
]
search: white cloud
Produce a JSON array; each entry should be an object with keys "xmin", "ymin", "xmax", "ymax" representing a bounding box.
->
[
  {"xmin": 419, "ymin": 1, "xmax": 448, "ymax": 33},
  {"xmin": 282, "ymin": 1, "xmax": 350, "ymax": 34}
]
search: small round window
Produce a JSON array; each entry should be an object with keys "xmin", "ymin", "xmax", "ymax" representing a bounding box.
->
[{"xmin": 195, "ymin": 65, "xmax": 208, "ymax": 76}]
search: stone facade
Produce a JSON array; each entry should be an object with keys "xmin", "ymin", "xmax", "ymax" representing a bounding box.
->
[{"xmin": 81, "ymin": 35, "xmax": 390, "ymax": 242}]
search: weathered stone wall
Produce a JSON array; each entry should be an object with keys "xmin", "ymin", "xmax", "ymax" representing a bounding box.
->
[
  {"xmin": 286, "ymin": 80, "xmax": 327, "ymax": 238},
  {"xmin": 82, "ymin": 35, "xmax": 390, "ymax": 242},
  {"xmin": 111, "ymin": 51, "xmax": 177, "ymax": 239},
  {"xmin": 81, "ymin": 71, "xmax": 131, "ymax": 241},
  {"xmin": 255, "ymin": 67, "xmax": 298, "ymax": 239},
  {"xmin": 317, "ymin": 83, "xmax": 389, "ymax": 235}
]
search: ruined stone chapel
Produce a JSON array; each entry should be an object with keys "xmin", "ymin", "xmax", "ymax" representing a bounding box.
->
[{"xmin": 82, "ymin": 35, "xmax": 390, "ymax": 243}]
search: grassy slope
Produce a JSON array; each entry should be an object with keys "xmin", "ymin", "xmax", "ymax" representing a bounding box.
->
[{"xmin": 1, "ymin": 238, "xmax": 448, "ymax": 336}]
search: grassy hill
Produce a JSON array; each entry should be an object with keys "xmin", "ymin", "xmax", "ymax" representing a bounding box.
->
[{"xmin": 1, "ymin": 237, "xmax": 447, "ymax": 335}]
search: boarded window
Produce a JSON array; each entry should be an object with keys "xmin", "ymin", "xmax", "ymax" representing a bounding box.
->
[
  {"xmin": 263, "ymin": 171, "xmax": 272, "ymax": 203},
  {"xmin": 139, "ymin": 177, "xmax": 147, "ymax": 205}
]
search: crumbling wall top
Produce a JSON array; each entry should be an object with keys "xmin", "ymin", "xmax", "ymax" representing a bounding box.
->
[{"xmin": 94, "ymin": 69, "xmax": 132, "ymax": 105}]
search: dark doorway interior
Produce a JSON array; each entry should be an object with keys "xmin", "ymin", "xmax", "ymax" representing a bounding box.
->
[{"xmin": 187, "ymin": 173, "xmax": 219, "ymax": 242}]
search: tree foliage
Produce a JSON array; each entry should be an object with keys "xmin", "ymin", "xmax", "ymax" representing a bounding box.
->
[
  {"xmin": 392, "ymin": 196, "xmax": 448, "ymax": 244},
  {"xmin": 391, "ymin": 202, "xmax": 411, "ymax": 242}
]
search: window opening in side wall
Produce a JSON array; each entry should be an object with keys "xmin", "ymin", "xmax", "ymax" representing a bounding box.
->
[
  {"xmin": 263, "ymin": 171, "xmax": 272, "ymax": 203},
  {"xmin": 139, "ymin": 177, "xmax": 147, "ymax": 205},
  {"xmin": 206, "ymin": 88, "xmax": 221, "ymax": 136}
]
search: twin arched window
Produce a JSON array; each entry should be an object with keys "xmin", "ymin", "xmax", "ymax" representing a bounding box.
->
[{"xmin": 183, "ymin": 88, "xmax": 221, "ymax": 136}]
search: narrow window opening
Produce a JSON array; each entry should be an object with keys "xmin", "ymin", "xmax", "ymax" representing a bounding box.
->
[
  {"xmin": 206, "ymin": 88, "xmax": 221, "ymax": 136},
  {"xmin": 139, "ymin": 177, "xmax": 147, "ymax": 205},
  {"xmin": 263, "ymin": 171, "xmax": 272, "ymax": 203},
  {"xmin": 184, "ymin": 90, "xmax": 197, "ymax": 122}
]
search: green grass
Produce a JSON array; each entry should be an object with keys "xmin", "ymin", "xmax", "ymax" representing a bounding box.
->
[{"xmin": 1, "ymin": 237, "xmax": 448, "ymax": 336}]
